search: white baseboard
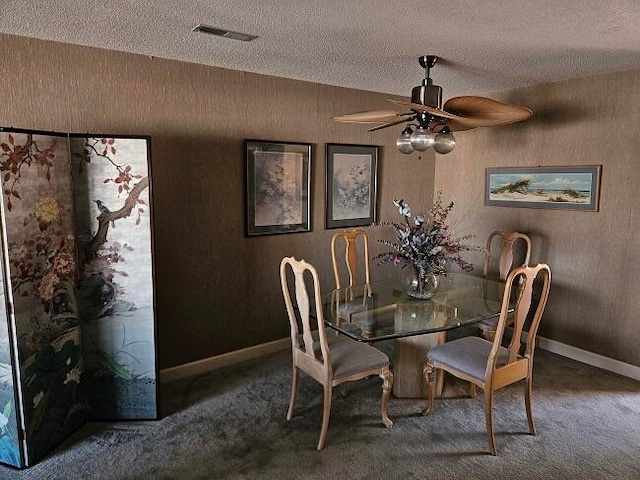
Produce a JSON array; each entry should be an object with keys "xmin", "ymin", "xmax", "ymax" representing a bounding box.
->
[
  {"xmin": 537, "ymin": 336, "xmax": 640, "ymax": 382},
  {"xmin": 160, "ymin": 337, "xmax": 290, "ymax": 384}
]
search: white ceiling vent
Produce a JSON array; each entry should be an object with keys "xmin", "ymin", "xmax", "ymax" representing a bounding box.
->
[{"xmin": 192, "ymin": 24, "xmax": 258, "ymax": 42}]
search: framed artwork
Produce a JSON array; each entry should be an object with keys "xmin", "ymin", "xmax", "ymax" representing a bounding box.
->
[
  {"xmin": 245, "ymin": 140, "xmax": 312, "ymax": 236},
  {"xmin": 325, "ymin": 143, "xmax": 379, "ymax": 229},
  {"xmin": 485, "ymin": 165, "xmax": 602, "ymax": 211}
]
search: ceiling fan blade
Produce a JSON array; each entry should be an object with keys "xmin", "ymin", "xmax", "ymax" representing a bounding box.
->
[
  {"xmin": 386, "ymin": 99, "xmax": 470, "ymax": 123},
  {"xmin": 367, "ymin": 117, "xmax": 412, "ymax": 132},
  {"xmin": 331, "ymin": 110, "xmax": 412, "ymax": 124},
  {"xmin": 446, "ymin": 121, "xmax": 476, "ymax": 132},
  {"xmin": 431, "ymin": 119, "xmax": 476, "ymax": 133},
  {"xmin": 443, "ymin": 96, "xmax": 533, "ymax": 127}
]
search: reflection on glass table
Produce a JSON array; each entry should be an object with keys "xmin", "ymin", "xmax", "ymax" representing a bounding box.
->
[{"xmin": 320, "ymin": 273, "xmax": 507, "ymax": 342}]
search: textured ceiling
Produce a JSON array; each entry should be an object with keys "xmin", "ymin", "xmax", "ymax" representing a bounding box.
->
[{"xmin": 3, "ymin": 1, "xmax": 640, "ymax": 99}]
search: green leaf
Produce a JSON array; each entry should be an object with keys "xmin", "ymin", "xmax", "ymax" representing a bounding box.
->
[
  {"xmin": 28, "ymin": 391, "xmax": 49, "ymax": 437},
  {"xmin": 96, "ymin": 350, "xmax": 133, "ymax": 381},
  {"xmin": 65, "ymin": 402, "xmax": 89, "ymax": 424}
]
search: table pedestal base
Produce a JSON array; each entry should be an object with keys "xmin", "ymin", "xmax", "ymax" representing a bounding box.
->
[{"xmin": 393, "ymin": 332, "xmax": 446, "ymax": 398}]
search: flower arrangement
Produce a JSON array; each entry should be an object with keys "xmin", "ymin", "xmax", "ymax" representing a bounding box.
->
[{"xmin": 374, "ymin": 192, "xmax": 478, "ymax": 283}]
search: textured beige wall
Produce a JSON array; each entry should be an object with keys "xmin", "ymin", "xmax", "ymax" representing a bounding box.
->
[
  {"xmin": 435, "ymin": 70, "xmax": 640, "ymax": 367},
  {"xmin": 0, "ymin": 34, "xmax": 434, "ymax": 368}
]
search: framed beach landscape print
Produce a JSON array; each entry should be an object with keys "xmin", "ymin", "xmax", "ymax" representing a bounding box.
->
[
  {"xmin": 325, "ymin": 143, "xmax": 379, "ymax": 229},
  {"xmin": 245, "ymin": 140, "xmax": 312, "ymax": 236},
  {"xmin": 485, "ymin": 165, "xmax": 602, "ymax": 211}
]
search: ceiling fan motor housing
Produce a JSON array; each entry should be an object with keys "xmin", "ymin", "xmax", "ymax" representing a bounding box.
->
[{"xmin": 411, "ymin": 79, "xmax": 443, "ymax": 109}]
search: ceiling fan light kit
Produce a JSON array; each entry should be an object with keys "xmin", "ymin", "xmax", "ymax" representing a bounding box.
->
[{"xmin": 332, "ymin": 55, "xmax": 533, "ymax": 156}]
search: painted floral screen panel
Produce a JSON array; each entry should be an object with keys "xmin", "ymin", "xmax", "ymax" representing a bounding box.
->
[
  {"xmin": 0, "ymin": 262, "xmax": 21, "ymax": 468},
  {"xmin": 70, "ymin": 136, "xmax": 157, "ymax": 420},
  {"xmin": 0, "ymin": 130, "xmax": 86, "ymax": 467}
]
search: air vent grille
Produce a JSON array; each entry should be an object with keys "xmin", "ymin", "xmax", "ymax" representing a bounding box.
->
[{"xmin": 192, "ymin": 24, "xmax": 258, "ymax": 42}]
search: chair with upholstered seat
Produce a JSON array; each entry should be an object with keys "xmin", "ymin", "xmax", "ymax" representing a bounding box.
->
[
  {"xmin": 330, "ymin": 230, "xmax": 374, "ymax": 325},
  {"xmin": 423, "ymin": 263, "xmax": 551, "ymax": 455},
  {"xmin": 478, "ymin": 230, "xmax": 532, "ymax": 341},
  {"xmin": 280, "ymin": 256, "xmax": 393, "ymax": 450},
  {"xmin": 331, "ymin": 229, "xmax": 371, "ymax": 289}
]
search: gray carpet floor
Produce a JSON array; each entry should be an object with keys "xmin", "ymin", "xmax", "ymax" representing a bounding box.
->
[{"xmin": 1, "ymin": 344, "xmax": 639, "ymax": 480}]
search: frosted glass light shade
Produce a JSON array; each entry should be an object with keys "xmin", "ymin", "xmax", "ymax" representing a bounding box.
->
[
  {"xmin": 410, "ymin": 127, "xmax": 435, "ymax": 151},
  {"xmin": 396, "ymin": 129, "xmax": 414, "ymax": 154},
  {"xmin": 433, "ymin": 130, "xmax": 456, "ymax": 154}
]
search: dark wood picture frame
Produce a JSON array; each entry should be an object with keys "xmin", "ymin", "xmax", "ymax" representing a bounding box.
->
[
  {"xmin": 245, "ymin": 139, "xmax": 312, "ymax": 236},
  {"xmin": 325, "ymin": 143, "xmax": 379, "ymax": 229}
]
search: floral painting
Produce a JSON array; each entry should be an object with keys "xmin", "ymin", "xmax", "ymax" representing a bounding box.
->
[
  {"xmin": 331, "ymin": 154, "xmax": 371, "ymax": 219},
  {"xmin": 326, "ymin": 144, "xmax": 378, "ymax": 229},
  {"xmin": 0, "ymin": 130, "xmax": 85, "ymax": 466},
  {"xmin": 70, "ymin": 136, "xmax": 157, "ymax": 420},
  {"xmin": 246, "ymin": 140, "xmax": 312, "ymax": 236},
  {"xmin": 254, "ymin": 151, "xmax": 303, "ymax": 226}
]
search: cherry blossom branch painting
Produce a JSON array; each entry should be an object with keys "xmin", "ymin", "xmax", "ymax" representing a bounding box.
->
[
  {"xmin": 71, "ymin": 136, "xmax": 156, "ymax": 420},
  {"xmin": 0, "ymin": 133, "xmax": 56, "ymax": 211}
]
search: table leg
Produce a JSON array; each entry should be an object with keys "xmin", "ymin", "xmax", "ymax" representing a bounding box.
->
[{"xmin": 393, "ymin": 331, "xmax": 446, "ymax": 398}]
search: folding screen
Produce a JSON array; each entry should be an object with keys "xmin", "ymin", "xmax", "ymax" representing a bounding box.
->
[{"xmin": 0, "ymin": 129, "xmax": 157, "ymax": 468}]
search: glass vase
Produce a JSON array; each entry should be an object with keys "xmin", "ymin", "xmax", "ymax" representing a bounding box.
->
[{"xmin": 405, "ymin": 268, "xmax": 439, "ymax": 300}]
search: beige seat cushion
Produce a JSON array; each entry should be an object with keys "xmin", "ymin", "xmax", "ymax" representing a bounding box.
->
[
  {"xmin": 299, "ymin": 331, "xmax": 389, "ymax": 380},
  {"xmin": 427, "ymin": 336, "xmax": 508, "ymax": 382},
  {"xmin": 323, "ymin": 335, "xmax": 389, "ymax": 380}
]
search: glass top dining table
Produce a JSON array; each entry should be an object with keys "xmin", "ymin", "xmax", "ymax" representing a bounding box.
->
[{"xmin": 318, "ymin": 273, "xmax": 508, "ymax": 342}]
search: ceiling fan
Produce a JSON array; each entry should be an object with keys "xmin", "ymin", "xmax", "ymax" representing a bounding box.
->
[{"xmin": 332, "ymin": 55, "xmax": 533, "ymax": 155}]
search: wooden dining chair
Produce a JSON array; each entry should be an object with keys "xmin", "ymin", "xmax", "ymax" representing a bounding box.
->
[
  {"xmin": 331, "ymin": 229, "xmax": 371, "ymax": 289},
  {"xmin": 478, "ymin": 230, "xmax": 532, "ymax": 341},
  {"xmin": 280, "ymin": 256, "xmax": 393, "ymax": 450},
  {"xmin": 423, "ymin": 263, "xmax": 551, "ymax": 455}
]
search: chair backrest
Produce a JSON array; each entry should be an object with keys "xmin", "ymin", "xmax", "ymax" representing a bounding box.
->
[
  {"xmin": 487, "ymin": 263, "xmax": 551, "ymax": 379},
  {"xmin": 280, "ymin": 257, "xmax": 332, "ymax": 381},
  {"xmin": 331, "ymin": 229, "xmax": 371, "ymax": 289},
  {"xmin": 483, "ymin": 230, "xmax": 532, "ymax": 282}
]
